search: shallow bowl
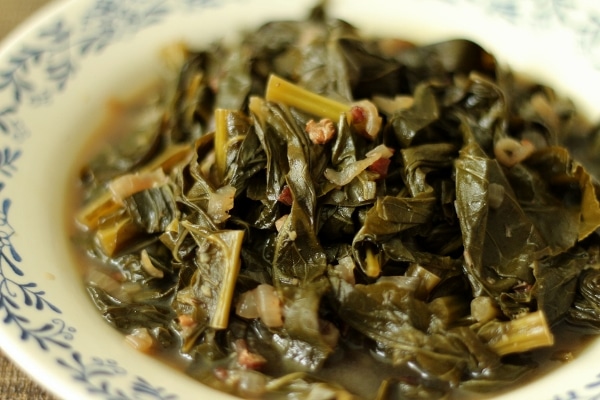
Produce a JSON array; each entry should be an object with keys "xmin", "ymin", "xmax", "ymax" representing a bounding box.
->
[{"xmin": 1, "ymin": 0, "xmax": 600, "ymax": 399}]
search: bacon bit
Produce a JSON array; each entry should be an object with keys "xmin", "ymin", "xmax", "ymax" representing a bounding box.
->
[
  {"xmin": 277, "ymin": 185, "xmax": 293, "ymax": 206},
  {"xmin": 177, "ymin": 314, "xmax": 196, "ymax": 328},
  {"xmin": 305, "ymin": 118, "xmax": 336, "ymax": 144},
  {"xmin": 235, "ymin": 339, "xmax": 267, "ymax": 370},
  {"xmin": 177, "ymin": 314, "xmax": 199, "ymax": 339},
  {"xmin": 350, "ymin": 105, "xmax": 367, "ymax": 124},
  {"xmin": 368, "ymin": 157, "xmax": 392, "ymax": 179}
]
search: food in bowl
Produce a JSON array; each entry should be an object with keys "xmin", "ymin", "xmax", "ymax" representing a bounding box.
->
[{"xmin": 68, "ymin": 5, "xmax": 600, "ymax": 399}]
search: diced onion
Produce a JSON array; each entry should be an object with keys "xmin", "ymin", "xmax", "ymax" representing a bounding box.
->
[
  {"xmin": 325, "ymin": 144, "xmax": 394, "ymax": 187},
  {"xmin": 236, "ymin": 284, "xmax": 284, "ymax": 328},
  {"xmin": 275, "ymin": 214, "xmax": 289, "ymax": 232},
  {"xmin": 255, "ymin": 284, "xmax": 284, "ymax": 328},
  {"xmin": 335, "ymin": 256, "xmax": 356, "ymax": 284},
  {"xmin": 349, "ymin": 100, "xmax": 383, "ymax": 140},
  {"xmin": 125, "ymin": 328, "xmax": 154, "ymax": 352},
  {"xmin": 140, "ymin": 249, "xmax": 164, "ymax": 278},
  {"xmin": 365, "ymin": 144, "xmax": 395, "ymax": 159},
  {"xmin": 108, "ymin": 168, "xmax": 168, "ymax": 204},
  {"xmin": 236, "ymin": 290, "xmax": 260, "ymax": 319},
  {"xmin": 207, "ymin": 185, "xmax": 236, "ymax": 223},
  {"xmin": 237, "ymin": 370, "xmax": 267, "ymax": 398},
  {"xmin": 494, "ymin": 138, "xmax": 535, "ymax": 167}
]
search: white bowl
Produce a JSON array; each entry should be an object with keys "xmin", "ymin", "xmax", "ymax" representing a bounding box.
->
[{"xmin": 1, "ymin": 0, "xmax": 600, "ymax": 399}]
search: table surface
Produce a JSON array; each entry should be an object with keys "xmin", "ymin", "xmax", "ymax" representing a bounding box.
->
[{"xmin": 1, "ymin": 2, "xmax": 60, "ymax": 399}]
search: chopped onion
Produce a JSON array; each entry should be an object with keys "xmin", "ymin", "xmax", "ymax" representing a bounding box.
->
[
  {"xmin": 325, "ymin": 144, "xmax": 394, "ymax": 186},
  {"xmin": 108, "ymin": 168, "xmax": 168, "ymax": 204},
  {"xmin": 349, "ymin": 99, "xmax": 383, "ymax": 140},
  {"xmin": 494, "ymin": 137, "xmax": 535, "ymax": 167},
  {"xmin": 125, "ymin": 327, "xmax": 154, "ymax": 352},
  {"xmin": 236, "ymin": 290, "xmax": 260, "ymax": 319},
  {"xmin": 207, "ymin": 185, "xmax": 236, "ymax": 223},
  {"xmin": 237, "ymin": 370, "xmax": 267, "ymax": 398},
  {"xmin": 140, "ymin": 249, "xmax": 164, "ymax": 278},
  {"xmin": 334, "ymin": 256, "xmax": 356, "ymax": 285},
  {"xmin": 255, "ymin": 284, "xmax": 284, "ymax": 328},
  {"xmin": 372, "ymin": 94, "xmax": 414, "ymax": 115},
  {"xmin": 275, "ymin": 214, "xmax": 289, "ymax": 232},
  {"xmin": 366, "ymin": 144, "xmax": 395, "ymax": 159}
]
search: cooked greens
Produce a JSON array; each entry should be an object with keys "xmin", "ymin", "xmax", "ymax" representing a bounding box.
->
[{"xmin": 70, "ymin": 5, "xmax": 600, "ymax": 399}]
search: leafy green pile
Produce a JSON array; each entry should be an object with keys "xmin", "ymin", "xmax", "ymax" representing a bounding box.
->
[{"xmin": 72, "ymin": 5, "xmax": 600, "ymax": 400}]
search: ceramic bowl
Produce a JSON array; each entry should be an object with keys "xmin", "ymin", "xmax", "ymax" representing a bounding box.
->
[{"xmin": 1, "ymin": 0, "xmax": 600, "ymax": 399}]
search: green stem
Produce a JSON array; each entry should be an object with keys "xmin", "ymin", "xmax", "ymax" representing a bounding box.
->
[
  {"xmin": 478, "ymin": 310, "xmax": 554, "ymax": 356},
  {"xmin": 265, "ymin": 74, "xmax": 349, "ymax": 121}
]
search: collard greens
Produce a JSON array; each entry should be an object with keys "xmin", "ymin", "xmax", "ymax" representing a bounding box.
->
[{"xmin": 72, "ymin": 5, "xmax": 600, "ymax": 400}]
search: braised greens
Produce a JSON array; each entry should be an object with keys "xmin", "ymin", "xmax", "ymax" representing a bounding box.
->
[{"xmin": 71, "ymin": 5, "xmax": 600, "ymax": 399}]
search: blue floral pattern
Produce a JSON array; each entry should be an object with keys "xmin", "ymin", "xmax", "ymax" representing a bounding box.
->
[
  {"xmin": 436, "ymin": 0, "xmax": 600, "ymax": 66},
  {"xmin": 0, "ymin": 0, "xmax": 599, "ymax": 399},
  {"xmin": 0, "ymin": 198, "xmax": 72, "ymax": 351},
  {"xmin": 57, "ymin": 352, "xmax": 178, "ymax": 400},
  {"xmin": 552, "ymin": 373, "xmax": 600, "ymax": 400}
]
